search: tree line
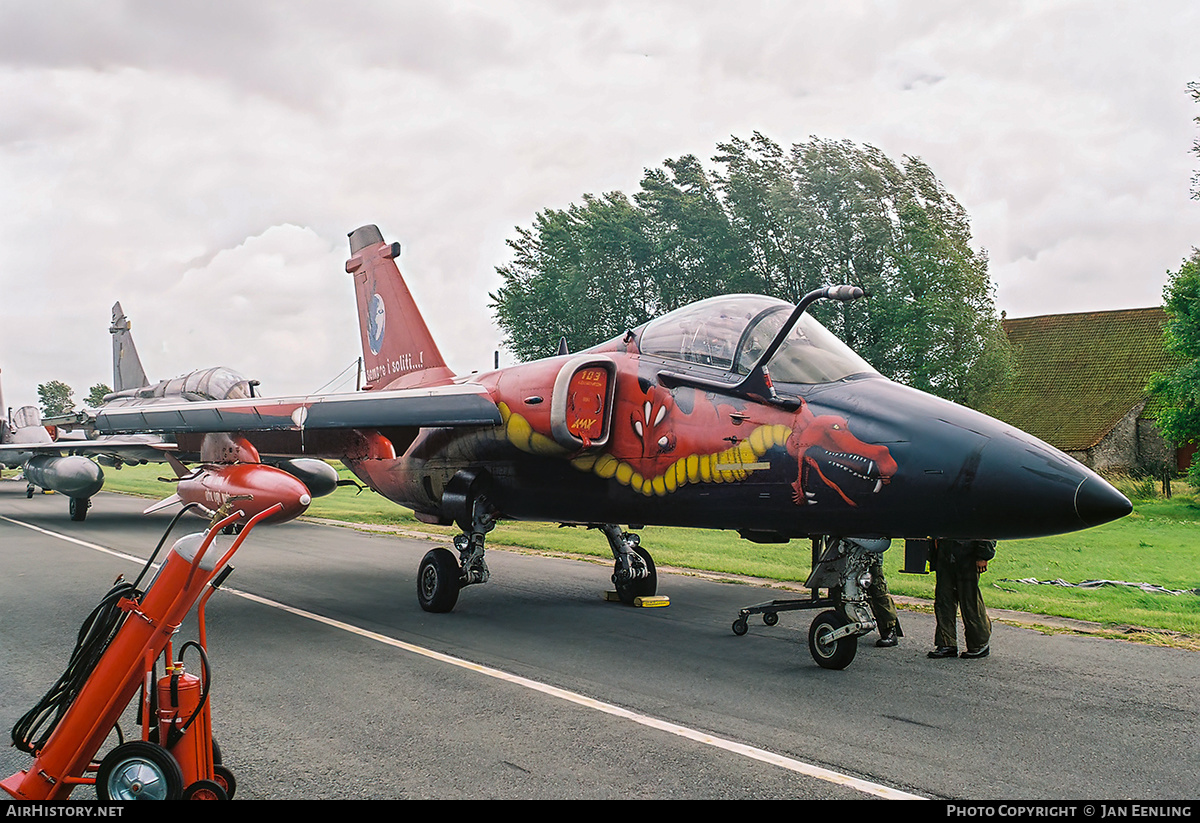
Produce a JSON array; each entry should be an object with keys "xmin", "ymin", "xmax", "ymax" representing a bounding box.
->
[
  {"xmin": 490, "ymin": 133, "xmax": 1012, "ymax": 407},
  {"xmin": 30, "ymin": 380, "xmax": 111, "ymax": 418}
]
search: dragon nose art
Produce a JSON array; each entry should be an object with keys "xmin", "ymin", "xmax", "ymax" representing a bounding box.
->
[{"xmin": 1074, "ymin": 475, "xmax": 1133, "ymax": 527}]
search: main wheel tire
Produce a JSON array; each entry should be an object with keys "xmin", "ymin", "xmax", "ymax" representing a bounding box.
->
[
  {"xmin": 614, "ymin": 545, "xmax": 657, "ymax": 605},
  {"xmin": 69, "ymin": 497, "xmax": 88, "ymax": 521},
  {"xmin": 417, "ymin": 547, "xmax": 461, "ymax": 613},
  {"xmin": 96, "ymin": 741, "xmax": 184, "ymax": 801},
  {"xmin": 182, "ymin": 779, "xmax": 228, "ymax": 800},
  {"xmin": 808, "ymin": 609, "xmax": 858, "ymax": 670}
]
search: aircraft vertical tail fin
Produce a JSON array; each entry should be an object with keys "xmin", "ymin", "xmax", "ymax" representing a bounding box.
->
[
  {"xmin": 344, "ymin": 225, "xmax": 454, "ymax": 390},
  {"xmin": 110, "ymin": 302, "xmax": 150, "ymax": 393}
]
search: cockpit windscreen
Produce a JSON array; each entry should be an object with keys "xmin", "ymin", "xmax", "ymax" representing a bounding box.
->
[{"xmin": 638, "ymin": 295, "xmax": 877, "ymax": 384}]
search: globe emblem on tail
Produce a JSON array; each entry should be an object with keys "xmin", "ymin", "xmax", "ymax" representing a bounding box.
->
[{"xmin": 368, "ymin": 293, "xmax": 386, "ymax": 355}]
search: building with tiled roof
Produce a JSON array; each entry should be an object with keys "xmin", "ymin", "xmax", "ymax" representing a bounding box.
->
[{"xmin": 979, "ymin": 307, "xmax": 1182, "ymax": 474}]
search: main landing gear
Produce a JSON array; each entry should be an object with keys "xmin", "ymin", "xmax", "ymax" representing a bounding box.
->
[
  {"xmin": 417, "ymin": 475, "xmax": 496, "ymax": 614},
  {"xmin": 416, "ymin": 471, "xmax": 660, "ymax": 613},
  {"xmin": 731, "ymin": 536, "xmax": 888, "ymax": 670},
  {"xmin": 22, "ymin": 485, "xmax": 90, "ymax": 521},
  {"xmin": 599, "ymin": 524, "xmax": 657, "ymax": 604},
  {"xmin": 416, "ymin": 519, "xmax": 659, "ymax": 612},
  {"xmin": 69, "ymin": 496, "xmax": 91, "ymax": 522}
]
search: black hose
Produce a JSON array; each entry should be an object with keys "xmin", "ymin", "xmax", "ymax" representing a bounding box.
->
[
  {"xmin": 10, "ymin": 577, "xmax": 138, "ymax": 754},
  {"xmin": 132, "ymin": 502, "xmax": 203, "ymax": 590},
  {"xmin": 163, "ymin": 642, "xmax": 211, "ymax": 749}
]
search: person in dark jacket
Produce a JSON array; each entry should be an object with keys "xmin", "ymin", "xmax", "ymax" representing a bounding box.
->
[{"xmin": 927, "ymin": 538, "xmax": 996, "ymax": 659}]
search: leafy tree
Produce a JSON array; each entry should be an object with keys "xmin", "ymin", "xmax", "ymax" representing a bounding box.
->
[
  {"xmin": 491, "ymin": 133, "xmax": 1012, "ymax": 405},
  {"xmin": 712, "ymin": 135, "xmax": 1011, "ymax": 405},
  {"xmin": 634, "ymin": 154, "xmax": 763, "ymax": 308},
  {"xmin": 37, "ymin": 380, "xmax": 75, "ymax": 417},
  {"xmin": 490, "ymin": 193, "xmax": 657, "ymax": 359},
  {"xmin": 1148, "ymin": 84, "xmax": 1200, "ymax": 482},
  {"xmin": 1148, "ymin": 251, "xmax": 1200, "ymax": 483},
  {"xmin": 86, "ymin": 383, "xmax": 112, "ymax": 407}
]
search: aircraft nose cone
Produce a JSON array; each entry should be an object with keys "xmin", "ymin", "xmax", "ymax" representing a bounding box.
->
[
  {"xmin": 1075, "ymin": 475, "xmax": 1133, "ymax": 527},
  {"xmin": 811, "ymin": 378, "xmax": 1137, "ymax": 539}
]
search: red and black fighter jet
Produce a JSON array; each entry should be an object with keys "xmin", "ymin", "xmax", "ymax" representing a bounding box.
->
[{"xmin": 90, "ymin": 225, "xmax": 1131, "ymax": 662}]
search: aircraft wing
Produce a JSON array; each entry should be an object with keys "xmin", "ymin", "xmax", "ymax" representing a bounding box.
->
[
  {"xmin": 0, "ymin": 435, "xmax": 176, "ymax": 464},
  {"xmin": 91, "ymin": 383, "xmax": 502, "ymax": 435}
]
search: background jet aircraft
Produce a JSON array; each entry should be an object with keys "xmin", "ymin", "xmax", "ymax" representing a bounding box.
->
[
  {"xmin": 2, "ymin": 303, "xmax": 336, "ymax": 522},
  {"xmin": 89, "ymin": 224, "xmax": 1133, "ymax": 635},
  {"xmin": 1, "ymin": 372, "xmax": 107, "ymax": 518}
]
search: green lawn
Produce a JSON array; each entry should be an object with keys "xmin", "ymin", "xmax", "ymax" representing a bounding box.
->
[{"xmin": 13, "ymin": 463, "xmax": 1199, "ymax": 638}]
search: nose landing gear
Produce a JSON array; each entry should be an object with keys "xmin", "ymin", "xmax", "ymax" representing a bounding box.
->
[{"xmin": 731, "ymin": 536, "xmax": 886, "ymax": 669}]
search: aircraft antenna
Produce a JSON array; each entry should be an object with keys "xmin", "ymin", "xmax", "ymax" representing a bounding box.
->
[{"xmin": 309, "ymin": 359, "xmax": 364, "ymax": 395}]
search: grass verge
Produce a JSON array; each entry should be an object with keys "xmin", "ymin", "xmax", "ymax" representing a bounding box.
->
[{"xmin": 19, "ymin": 463, "xmax": 1200, "ymax": 642}]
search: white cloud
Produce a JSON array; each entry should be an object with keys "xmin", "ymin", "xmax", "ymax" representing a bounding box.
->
[{"xmin": 1, "ymin": 0, "xmax": 1198, "ymax": 405}]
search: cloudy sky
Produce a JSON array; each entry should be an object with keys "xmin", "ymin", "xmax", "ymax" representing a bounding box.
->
[{"xmin": 1, "ymin": 1, "xmax": 1198, "ymax": 407}]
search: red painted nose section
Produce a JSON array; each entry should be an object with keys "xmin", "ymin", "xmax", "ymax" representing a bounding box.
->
[{"xmin": 177, "ymin": 464, "xmax": 312, "ymax": 524}]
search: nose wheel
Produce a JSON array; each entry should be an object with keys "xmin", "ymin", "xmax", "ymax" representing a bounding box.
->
[{"xmin": 808, "ymin": 609, "xmax": 858, "ymax": 670}]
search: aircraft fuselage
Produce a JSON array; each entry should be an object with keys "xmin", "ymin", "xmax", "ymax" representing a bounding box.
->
[{"xmin": 345, "ymin": 347, "xmax": 1128, "ymax": 542}]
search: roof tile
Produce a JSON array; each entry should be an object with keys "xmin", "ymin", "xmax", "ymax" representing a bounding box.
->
[{"xmin": 979, "ymin": 307, "xmax": 1176, "ymax": 450}]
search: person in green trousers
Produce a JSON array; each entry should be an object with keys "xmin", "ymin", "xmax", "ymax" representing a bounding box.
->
[{"xmin": 927, "ymin": 538, "xmax": 996, "ymax": 659}]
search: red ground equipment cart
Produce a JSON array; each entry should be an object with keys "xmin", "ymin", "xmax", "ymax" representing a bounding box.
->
[{"xmin": 3, "ymin": 502, "xmax": 280, "ymax": 800}]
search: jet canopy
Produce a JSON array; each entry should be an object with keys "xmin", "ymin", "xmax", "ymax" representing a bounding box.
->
[
  {"xmin": 158, "ymin": 367, "xmax": 256, "ymax": 401},
  {"xmin": 637, "ymin": 295, "xmax": 878, "ymax": 384},
  {"xmin": 10, "ymin": 406, "xmax": 43, "ymax": 429}
]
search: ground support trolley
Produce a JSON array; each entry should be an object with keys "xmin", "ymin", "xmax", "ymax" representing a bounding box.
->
[{"xmin": 2, "ymin": 503, "xmax": 280, "ymax": 801}]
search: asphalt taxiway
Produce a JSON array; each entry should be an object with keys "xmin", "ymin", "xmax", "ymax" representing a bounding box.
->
[{"xmin": 2, "ymin": 482, "xmax": 1198, "ymax": 800}]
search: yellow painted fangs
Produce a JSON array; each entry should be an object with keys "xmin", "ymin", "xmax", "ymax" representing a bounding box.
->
[{"xmin": 500, "ymin": 408, "xmax": 782, "ymax": 498}]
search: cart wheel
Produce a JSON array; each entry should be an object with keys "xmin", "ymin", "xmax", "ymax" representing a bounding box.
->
[
  {"xmin": 763, "ymin": 612, "xmax": 779, "ymax": 626},
  {"xmin": 96, "ymin": 741, "xmax": 184, "ymax": 801},
  {"xmin": 418, "ymin": 548, "xmax": 461, "ymax": 613},
  {"xmin": 213, "ymin": 764, "xmax": 237, "ymax": 799},
  {"xmin": 614, "ymin": 545, "xmax": 657, "ymax": 605},
  {"xmin": 808, "ymin": 610, "xmax": 858, "ymax": 670},
  {"xmin": 183, "ymin": 779, "xmax": 228, "ymax": 800},
  {"xmin": 732, "ymin": 618, "xmax": 748, "ymax": 636}
]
